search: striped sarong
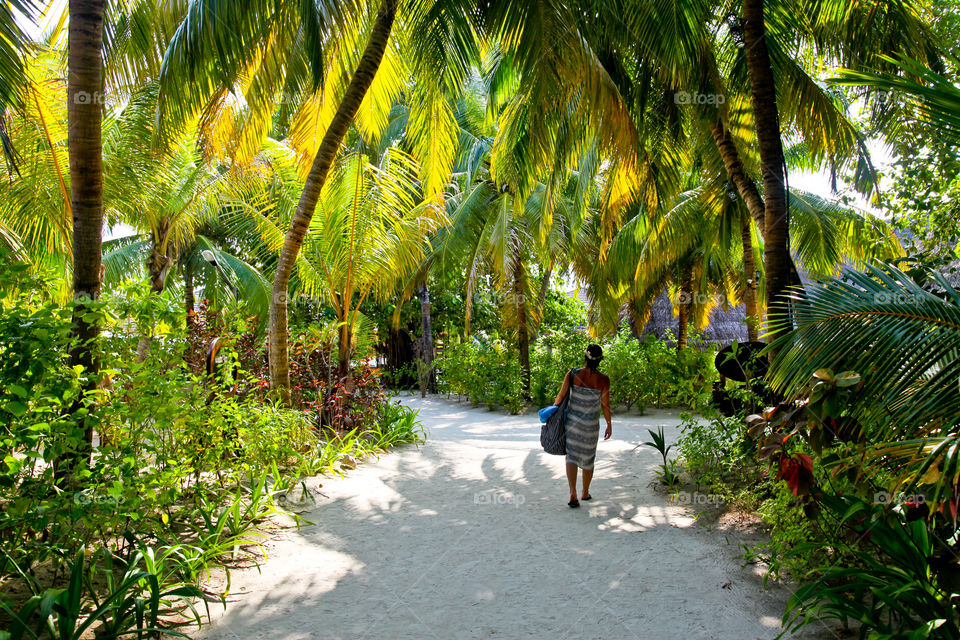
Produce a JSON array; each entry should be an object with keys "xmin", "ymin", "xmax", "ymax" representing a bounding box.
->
[{"xmin": 565, "ymin": 384, "xmax": 602, "ymax": 470}]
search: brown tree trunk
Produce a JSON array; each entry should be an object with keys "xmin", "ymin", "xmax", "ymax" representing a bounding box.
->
[
  {"xmin": 147, "ymin": 233, "xmax": 171, "ymax": 294},
  {"xmin": 67, "ymin": 0, "xmax": 105, "ymax": 464},
  {"xmin": 711, "ymin": 118, "xmax": 765, "ymax": 230},
  {"xmin": 514, "ymin": 257, "xmax": 531, "ymax": 395},
  {"xmin": 742, "ymin": 0, "xmax": 791, "ymax": 352},
  {"xmin": 268, "ymin": 0, "xmax": 397, "ymax": 404},
  {"xmin": 740, "ymin": 210, "xmax": 760, "ymax": 342},
  {"xmin": 338, "ymin": 309, "xmax": 352, "ymax": 377},
  {"xmin": 535, "ymin": 261, "xmax": 553, "ymax": 332},
  {"xmin": 419, "ymin": 282, "xmax": 436, "ymax": 396},
  {"xmin": 627, "ymin": 298, "xmax": 649, "ymax": 337},
  {"xmin": 136, "ymin": 234, "xmax": 172, "ymax": 361},
  {"xmin": 183, "ymin": 260, "xmax": 196, "ymax": 324},
  {"xmin": 677, "ymin": 265, "xmax": 693, "ymax": 352}
]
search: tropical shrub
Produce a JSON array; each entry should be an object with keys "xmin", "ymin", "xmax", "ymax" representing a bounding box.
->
[
  {"xmin": 0, "ymin": 284, "xmax": 424, "ymax": 638},
  {"xmin": 603, "ymin": 333, "xmax": 649, "ymax": 412},
  {"xmin": 675, "ymin": 412, "xmax": 755, "ymax": 488},
  {"xmin": 725, "ymin": 263, "xmax": 960, "ymax": 637},
  {"xmin": 529, "ymin": 327, "xmax": 593, "ymax": 407},
  {"xmin": 456, "ymin": 326, "xmax": 717, "ymax": 412},
  {"xmin": 782, "ymin": 495, "xmax": 960, "ymax": 639},
  {"xmin": 436, "ymin": 334, "xmax": 524, "ymax": 413}
]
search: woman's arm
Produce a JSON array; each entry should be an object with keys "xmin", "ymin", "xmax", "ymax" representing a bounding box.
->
[
  {"xmin": 601, "ymin": 379, "xmax": 612, "ymax": 440},
  {"xmin": 554, "ymin": 371, "xmax": 572, "ymax": 405}
]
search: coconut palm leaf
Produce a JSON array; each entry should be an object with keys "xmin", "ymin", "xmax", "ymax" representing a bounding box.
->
[
  {"xmin": 102, "ymin": 236, "xmax": 150, "ymax": 284},
  {"xmin": 789, "ymin": 189, "xmax": 904, "ymax": 279},
  {"xmin": 192, "ymin": 235, "xmax": 272, "ymax": 320},
  {"xmin": 0, "ymin": 0, "xmax": 37, "ymax": 169},
  {"xmin": 834, "ymin": 53, "xmax": 960, "ymax": 147},
  {"xmin": 768, "ymin": 263, "xmax": 960, "ymax": 439}
]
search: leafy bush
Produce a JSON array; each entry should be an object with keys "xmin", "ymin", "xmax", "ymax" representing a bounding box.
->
[
  {"xmin": 782, "ymin": 494, "xmax": 960, "ymax": 639},
  {"xmin": 1, "ymin": 544, "xmax": 206, "ymax": 640},
  {"xmin": 675, "ymin": 412, "xmax": 754, "ymax": 488},
  {"xmin": 604, "ymin": 333, "xmax": 648, "ymax": 412},
  {"xmin": 450, "ymin": 326, "xmax": 718, "ymax": 412},
  {"xmin": 0, "ymin": 284, "xmax": 425, "ymax": 638},
  {"xmin": 435, "ymin": 334, "xmax": 524, "ymax": 413},
  {"xmin": 529, "ymin": 327, "xmax": 592, "ymax": 407},
  {"xmin": 540, "ymin": 289, "xmax": 588, "ymax": 332}
]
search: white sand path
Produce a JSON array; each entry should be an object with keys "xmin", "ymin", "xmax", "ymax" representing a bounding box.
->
[{"xmin": 192, "ymin": 395, "xmax": 820, "ymax": 640}]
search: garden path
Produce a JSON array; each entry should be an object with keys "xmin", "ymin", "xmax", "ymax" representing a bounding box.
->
[{"xmin": 192, "ymin": 395, "xmax": 821, "ymax": 640}]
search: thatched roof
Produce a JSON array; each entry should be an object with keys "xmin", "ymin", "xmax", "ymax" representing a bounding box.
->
[{"xmin": 636, "ymin": 290, "xmax": 748, "ymax": 345}]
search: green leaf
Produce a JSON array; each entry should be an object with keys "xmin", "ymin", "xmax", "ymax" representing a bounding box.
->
[
  {"xmin": 3, "ymin": 401, "xmax": 27, "ymax": 417},
  {"xmin": 834, "ymin": 371, "xmax": 861, "ymax": 388},
  {"xmin": 812, "ymin": 368, "xmax": 834, "ymax": 382},
  {"xmin": 5, "ymin": 384, "xmax": 27, "ymax": 398}
]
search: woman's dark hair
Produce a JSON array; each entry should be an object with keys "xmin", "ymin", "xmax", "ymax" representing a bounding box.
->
[{"xmin": 585, "ymin": 344, "xmax": 603, "ymax": 370}]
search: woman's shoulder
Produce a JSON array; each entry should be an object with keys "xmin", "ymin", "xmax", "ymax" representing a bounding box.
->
[{"xmin": 598, "ymin": 371, "xmax": 611, "ymax": 386}]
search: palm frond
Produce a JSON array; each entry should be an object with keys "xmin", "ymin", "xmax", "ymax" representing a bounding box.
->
[{"xmin": 768, "ymin": 263, "xmax": 960, "ymax": 438}]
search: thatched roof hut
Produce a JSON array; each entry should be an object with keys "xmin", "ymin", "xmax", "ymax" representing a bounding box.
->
[{"xmin": 636, "ymin": 290, "xmax": 748, "ymax": 345}]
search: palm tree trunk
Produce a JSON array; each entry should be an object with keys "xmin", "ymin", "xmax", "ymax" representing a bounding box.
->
[
  {"xmin": 136, "ymin": 237, "xmax": 171, "ymax": 360},
  {"xmin": 67, "ymin": 0, "xmax": 105, "ymax": 463},
  {"xmin": 677, "ymin": 266, "xmax": 693, "ymax": 352},
  {"xmin": 710, "ymin": 118, "xmax": 765, "ymax": 229},
  {"xmin": 627, "ymin": 298, "xmax": 649, "ymax": 337},
  {"xmin": 183, "ymin": 261, "xmax": 196, "ymax": 325},
  {"xmin": 338, "ymin": 308, "xmax": 352, "ymax": 376},
  {"xmin": 514, "ymin": 257, "xmax": 531, "ymax": 395},
  {"xmin": 536, "ymin": 261, "xmax": 553, "ymax": 332},
  {"xmin": 418, "ymin": 282, "xmax": 436, "ymax": 396},
  {"xmin": 742, "ymin": 0, "xmax": 791, "ymax": 350},
  {"xmin": 268, "ymin": 0, "xmax": 397, "ymax": 404},
  {"xmin": 740, "ymin": 210, "xmax": 760, "ymax": 342}
]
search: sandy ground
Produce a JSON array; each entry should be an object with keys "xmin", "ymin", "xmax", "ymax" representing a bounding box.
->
[{"xmin": 190, "ymin": 395, "xmax": 824, "ymax": 640}]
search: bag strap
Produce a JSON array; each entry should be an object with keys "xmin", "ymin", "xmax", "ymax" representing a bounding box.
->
[{"xmin": 561, "ymin": 368, "xmax": 579, "ymax": 407}]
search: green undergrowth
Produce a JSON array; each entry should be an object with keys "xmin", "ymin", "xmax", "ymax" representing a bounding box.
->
[{"xmin": 0, "ymin": 288, "xmax": 424, "ymax": 639}]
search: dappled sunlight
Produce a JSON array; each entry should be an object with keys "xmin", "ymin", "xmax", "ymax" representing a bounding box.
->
[
  {"xmin": 594, "ymin": 502, "xmax": 698, "ymax": 533},
  {"xmin": 193, "ymin": 397, "xmax": 802, "ymax": 640}
]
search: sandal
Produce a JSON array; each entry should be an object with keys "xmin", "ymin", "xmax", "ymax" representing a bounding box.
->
[
  {"xmin": 581, "ymin": 494, "xmax": 593, "ymax": 501},
  {"xmin": 568, "ymin": 499, "xmax": 580, "ymax": 508}
]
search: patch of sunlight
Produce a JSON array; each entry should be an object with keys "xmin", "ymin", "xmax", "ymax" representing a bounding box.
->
[
  {"xmin": 760, "ymin": 615, "xmax": 782, "ymax": 628},
  {"xmin": 595, "ymin": 504, "xmax": 696, "ymax": 532}
]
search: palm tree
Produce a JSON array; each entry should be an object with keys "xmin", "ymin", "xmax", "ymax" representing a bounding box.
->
[
  {"xmin": 835, "ymin": 53, "xmax": 960, "ymax": 145},
  {"xmin": 426, "ymin": 79, "xmax": 592, "ymax": 393},
  {"xmin": 268, "ymin": 0, "xmax": 398, "ymax": 399},
  {"xmin": 231, "ymin": 145, "xmax": 443, "ymax": 375},
  {"xmin": 156, "ymin": 0, "xmax": 490, "ymax": 402},
  {"xmin": 0, "ymin": 49, "xmax": 73, "ymax": 292},
  {"xmin": 489, "ymin": 0, "xmax": 933, "ymax": 347},
  {"xmin": 726, "ymin": 0, "xmax": 935, "ymax": 347},
  {"xmin": 67, "ymin": 0, "xmax": 106, "ymax": 458},
  {"xmin": 304, "ymin": 149, "xmax": 443, "ymax": 374},
  {"xmin": 739, "ymin": 0, "xmax": 792, "ymax": 348},
  {"xmin": 580, "ymin": 157, "xmax": 902, "ymax": 348}
]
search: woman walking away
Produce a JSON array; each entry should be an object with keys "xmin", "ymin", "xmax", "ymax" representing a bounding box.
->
[{"xmin": 554, "ymin": 344, "xmax": 612, "ymax": 508}]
